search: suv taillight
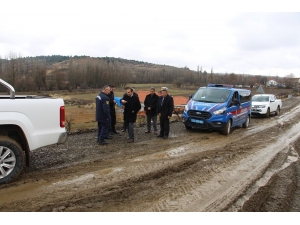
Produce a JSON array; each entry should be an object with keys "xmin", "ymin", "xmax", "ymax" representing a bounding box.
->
[{"xmin": 60, "ymin": 106, "xmax": 65, "ymax": 128}]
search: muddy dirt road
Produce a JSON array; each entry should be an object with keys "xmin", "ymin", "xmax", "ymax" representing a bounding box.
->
[{"xmin": 1, "ymin": 97, "xmax": 300, "ymax": 212}]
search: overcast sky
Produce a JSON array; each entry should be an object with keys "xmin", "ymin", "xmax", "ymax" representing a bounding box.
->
[{"xmin": 1, "ymin": 0, "xmax": 299, "ymax": 77}]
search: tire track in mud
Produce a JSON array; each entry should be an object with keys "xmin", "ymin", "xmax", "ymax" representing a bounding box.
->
[
  {"xmin": 233, "ymin": 138, "xmax": 300, "ymax": 212},
  {"xmin": 1, "ymin": 137, "xmax": 236, "ymax": 211},
  {"xmin": 135, "ymin": 98, "xmax": 300, "ymax": 212},
  {"xmin": 1, "ymin": 97, "xmax": 300, "ymax": 212},
  {"xmin": 34, "ymin": 111, "xmax": 300, "ymax": 211}
]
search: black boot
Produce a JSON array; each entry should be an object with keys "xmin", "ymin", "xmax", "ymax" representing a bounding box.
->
[
  {"xmin": 105, "ymin": 136, "xmax": 113, "ymax": 139},
  {"xmin": 98, "ymin": 139, "xmax": 108, "ymax": 145}
]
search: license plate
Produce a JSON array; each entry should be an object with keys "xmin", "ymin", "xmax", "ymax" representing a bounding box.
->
[{"xmin": 191, "ymin": 118, "xmax": 204, "ymax": 124}]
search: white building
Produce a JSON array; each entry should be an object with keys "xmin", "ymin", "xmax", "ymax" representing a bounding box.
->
[{"xmin": 266, "ymin": 79, "xmax": 278, "ymax": 87}]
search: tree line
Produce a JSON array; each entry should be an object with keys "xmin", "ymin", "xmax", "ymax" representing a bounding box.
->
[{"xmin": 0, "ymin": 53, "xmax": 296, "ymax": 92}]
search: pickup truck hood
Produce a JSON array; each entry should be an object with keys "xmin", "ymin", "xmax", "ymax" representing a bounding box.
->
[
  {"xmin": 187, "ymin": 100, "xmax": 226, "ymax": 112},
  {"xmin": 252, "ymin": 101, "xmax": 268, "ymax": 106}
]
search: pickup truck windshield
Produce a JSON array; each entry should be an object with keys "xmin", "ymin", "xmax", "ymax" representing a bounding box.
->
[
  {"xmin": 252, "ymin": 96, "xmax": 269, "ymax": 102},
  {"xmin": 193, "ymin": 88, "xmax": 231, "ymax": 103}
]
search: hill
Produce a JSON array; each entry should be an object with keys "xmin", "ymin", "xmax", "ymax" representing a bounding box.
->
[{"xmin": 0, "ymin": 54, "xmax": 295, "ymax": 92}]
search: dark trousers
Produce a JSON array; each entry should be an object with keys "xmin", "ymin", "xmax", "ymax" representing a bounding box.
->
[
  {"xmin": 98, "ymin": 121, "xmax": 109, "ymax": 140},
  {"xmin": 159, "ymin": 117, "xmax": 170, "ymax": 137},
  {"xmin": 122, "ymin": 113, "xmax": 128, "ymax": 131},
  {"xmin": 125, "ymin": 121, "xmax": 135, "ymax": 140},
  {"xmin": 110, "ymin": 112, "xmax": 116, "ymax": 131},
  {"xmin": 146, "ymin": 114, "xmax": 158, "ymax": 132}
]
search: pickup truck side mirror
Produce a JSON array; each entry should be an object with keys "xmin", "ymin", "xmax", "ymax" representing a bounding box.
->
[{"xmin": 189, "ymin": 94, "xmax": 193, "ymax": 100}]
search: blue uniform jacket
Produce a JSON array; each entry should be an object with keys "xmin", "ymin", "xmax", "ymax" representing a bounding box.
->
[{"xmin": 96, "ymin": 92, "xmax": 111, "ymax": 122}]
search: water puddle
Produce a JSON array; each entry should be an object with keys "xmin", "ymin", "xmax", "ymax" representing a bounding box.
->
[
  {"xmin": 168, "ymin": 147, "xmax": 186, "ymax": 157},
  {"xmin": 52, "ymin": 174, "xmax": 95, "ymax": 186},
  {"xmin": 113, "ymin": 167, "xmax": 123, "ymax": 172}
]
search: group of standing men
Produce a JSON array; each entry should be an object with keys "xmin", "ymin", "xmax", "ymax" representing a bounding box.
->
[
  {"xmin": 144, "ymin": 87, "xmax": 174, "ymax": 139},
  {"xmin": 96, "ymin": 85, "xmax": 174, "ymax": 145}
]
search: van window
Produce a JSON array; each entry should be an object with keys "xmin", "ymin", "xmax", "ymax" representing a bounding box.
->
[
  {"xmin": 240, "ymin": 91, "xmax": 251, "ymax": 103},
  {"xmin": 232, "ymin": 91, "xmax": 239, "ymax": 102},
  {"xmin": 193, "ymin": 88, "xmax": 231, "ymax": 103}
]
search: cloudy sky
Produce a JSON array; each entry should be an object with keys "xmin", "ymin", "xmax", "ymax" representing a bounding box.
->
[{"xmin": 1, "ymin": 0, "xmax": 299, "ymax": 77}]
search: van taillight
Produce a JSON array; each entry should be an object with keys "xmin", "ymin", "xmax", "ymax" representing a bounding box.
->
[{"xmin": 60, "ymin": 106, "xmax": 65, "ymax": 128}]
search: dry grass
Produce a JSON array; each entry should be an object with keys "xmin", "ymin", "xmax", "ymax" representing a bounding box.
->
[
  {"xmin": 65, "ymin": 105, "xmax": 126, "ymax": 132},
  {"xmin": 65, "ymin": 105, "xmax": 97, "ymax": 131}
]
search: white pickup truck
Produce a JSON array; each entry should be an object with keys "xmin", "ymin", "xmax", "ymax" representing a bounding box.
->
[
  {"xmin": 0, "ymin": 78, "xmax": 68, "ymax": 184},
  {"xmin": 251, "ymin": 94, "xmax": 282, "ymax": 117}
]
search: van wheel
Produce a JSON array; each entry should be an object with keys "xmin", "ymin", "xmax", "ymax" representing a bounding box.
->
[
  {"xmin": 242, "ymin": 115, "xmax": 250, "ymax": 128},
  {"xmin": 0, "ymin": 136, "xmax": 24, "ymax": 185},
  {"xmin": 222, "ymin": 119, "xmax": 231, "ymax": 135},
  {"xmin": 275, "ymin": 106, "xmax": 280, "ymax": 116},
  {"xmin": 265, "ymin": 108, "xmax": 270, "ymax": 118},
  {"xmin": 185, "ymin": 125, "xmax": 192, "ymax": 130}
]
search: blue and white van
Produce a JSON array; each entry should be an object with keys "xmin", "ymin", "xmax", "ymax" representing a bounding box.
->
[{"xmin": 182, "ymin": 84, "xmax": 251, "ymax": 135}]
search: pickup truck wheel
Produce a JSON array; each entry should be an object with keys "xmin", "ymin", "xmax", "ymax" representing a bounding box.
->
[
  {"xmin": 0, "ymin": 136, "xmax": 24, "ymax": 185},
  {"xmin": 222, "ymin": 119, "xmax": 231, "ymax": 135},
  {"xmin": 265, "ymin": 108, "xmax": 270, "ymax": 118},
  {"xmin": 275, "ymin": 106, "xmax": 280, "ymax": 116},
  {"xmin": 242, "ymin": 115, "xmax": 250, "ymax": 128}
]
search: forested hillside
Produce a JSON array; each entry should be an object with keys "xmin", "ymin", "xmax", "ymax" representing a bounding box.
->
[{"xmin": 0, "ymin": 54, "xmax": 293, "ymax": 92}]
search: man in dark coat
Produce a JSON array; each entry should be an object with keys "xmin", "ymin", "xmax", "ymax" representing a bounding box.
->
[
  {"xmin": 157, "ymin": 88, "xmax": 174, "ymax": 139},
  {"xmin": 144, "ymin": 87, "xmax": 159, "ymax": 134},
  {"xmin": 96, "ymin": 85, "xmax": 111, "ymax": 145},
  {"xmin": 108, "ymin": 84, "xmax": 119, "ymax": 134},
  {"xmin": 120, "ymin": 88, "xmax": 138, "ymax": 132},
  {"xmin": 121, "ymin": 87, "xmax": 141, "ymax": 143}
]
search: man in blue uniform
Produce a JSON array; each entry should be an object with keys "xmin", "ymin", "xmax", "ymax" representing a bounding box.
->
[
  {"xmin": 108, "ymin": 84, "xmax": 119, "ymax": 135},
  {"xmin": 96, "ymin": 85, "xmax": 111, "ymax": 145}
]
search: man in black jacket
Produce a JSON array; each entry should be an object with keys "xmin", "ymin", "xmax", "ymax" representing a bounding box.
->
[
  {"xmin": 108, "ymin": 84, "xmax": 119, "ymax": 134},
  {"xmin": 120, "ymin": 88, "xmax": 138, "ymax": 132},
  {"xmin": 157, "ymin": 88, "xmax": 174, "ymax": 139},
  {"xmin": 96, "ymin": 85, "xmax": 111, "ymax": 145},
  {"xmin": 144, "ymin": 87, "xmax": 159, "ymax": 134},
  {"xmin": 121, "ymin": 87, "xmax": 141, "ymax": 143}
]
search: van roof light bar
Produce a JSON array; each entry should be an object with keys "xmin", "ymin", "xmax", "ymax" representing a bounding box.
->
[{"xmin": 207, "ymin": 84, "xmax": 233, "ymax": 88}]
